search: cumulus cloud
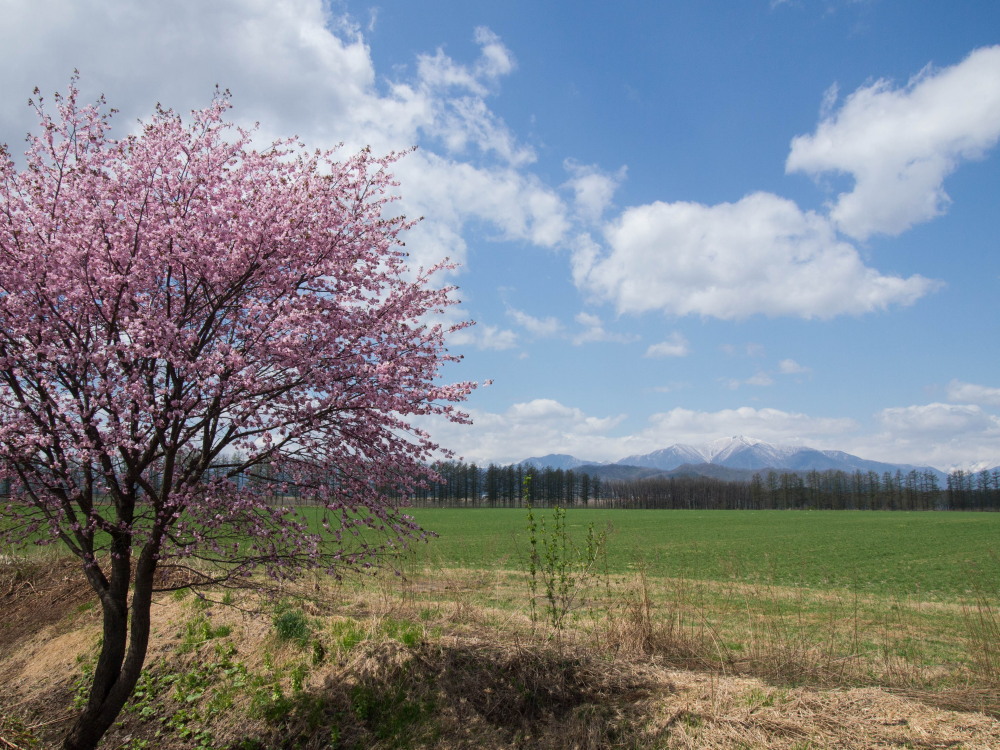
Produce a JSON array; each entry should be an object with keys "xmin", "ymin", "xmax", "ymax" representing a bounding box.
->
[
  {"xmin": 637, "ymin": 407, "xmax": 857, "ymax": 448},
  {"xmin": 572, "ymin": 312, "xmax": 640, "ymax": 346},
  {"xmin": 506, "ymin": 307, "xmax": 563, "ymax": 337},
  {"xmin": 423, "ymin": 401, "xmax": 860, "ymax": 465},
  {"xmin": 876, "ymin": 403, "xmax": 999, "ymax": 436},
  {"xmin": 645, "ymin": 333, "xmax": 690, "ymax": 358},
  {"xmin": 425, "ymin": 396, "xmax": 999, "ymax": 470},
  {"xmin": 576, "ymin": 192, "xmax": 937, "ymax": 319},
  {"xmin": 394, "ymin": 154, "xmax": 569, "ymax": 269},
  {"xmin": 723, "ymin": 372, "xmax": 775, "ymax": 389},
  {"xmin": 787, "ymin": 45, "xmax": 1000, "ymax": 239},
  {"xmin": 449, "ymin": 324, "xmax": 518, "ymax": 351},
  {"xmin": 572, "ymin": 48, "xmax": 1000, "ymax": 321},
  {"xmin": 857, "ymin": 402, "xmax": 1000, "ymax": 470},
  {"xmin": 562, "ymin": 160, "xmax": 625, "ymax": 224},
  {"xmin": 419, "ymin": 399, "xmax": 627, "ymax": 464},
  {"xmin": 0, "ymin": 0, "xmax": 376, "ymax": 145},
  {"xmin": 778, "ymin": 359, "xmax": 810, "ymax": 374},
  {"xmin": 946, "ymin": 380, "xmax": 1000, "ymax": 407},
  {"xmin": 0, "ymin": 0, "xmax": 570, "ymax": 276}
]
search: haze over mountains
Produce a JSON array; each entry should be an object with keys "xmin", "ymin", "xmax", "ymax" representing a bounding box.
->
[{"xmin": 518, "ymin": 436, "xmax": 950, "ymax": 480}]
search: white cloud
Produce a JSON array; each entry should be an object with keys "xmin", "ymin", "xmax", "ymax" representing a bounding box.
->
[
  {"xmin": 394, "ymin": 153, "xmax": 569, "ymax": 270},
  {"xmin": 424, "ymin": 401, "xmax": 860, "ymax": 465},
  {"xmin": 572, "ymin": 312, "xmax": 640, "ymax": 346},
  {"xmin": 876, "ymin": 403, "xmax": 998, "ymax": 436},
  {"xmin": 0, "ymin": 0, "xmax": 378, "ymax": 146},
  {"xmin": 426, "ymin": 397, "xmax": 1000, "ymax": 470},
  {"xmin": 421, "ymin": 399, "xmax": 626, "ymax": 464},
  {"xmin": 723, "ymin": 342, "xmax": 766, "ymax": 358},
  {"xmin": 506, "ymin": 307, "xmax": 563, "ymax": 337},
  {"xmin": 746, "ymin": 372, "xmax": 775, "ymax": 387},
  {"xmin": 637, "ymin": 407, "xmax": 857, "ymax": 448},
  {"xmin": 946, "ymin": 380, "xmax": 1000, "ymax": 407},
  {"xmin": 645, "ymin": 333, "xmax": 690, "ymax": 358},
  {"xmin": 778, "ymin": 359, "xmax": 810, "ymax": 375},
  {"xmin": 723, "ymin": 372, "xmax": 775, "ymax": 389},
  {"xmin": 577, "ymin": 192, "xmax": 937, "ymax": 319},
  {"xmin": 472, "ymin": 27, "xmax": 516, "ymax": 80},
  {"xmin": 449, "ymin": 324, "xmax": 518, "ymax": 351},
  {"xmin": 562, "ymin": 160, "xmax": 625, "ymax": 224},
  {"xmin": 0, "ymin": 2, "xmax": 569, "ymax": 277},
  {"xmin": 854, "ymin": 402, "xmax": 1000, "ymax": 470},
  {"xmin": 787, "ymin": 45, "xmax": 1000, "ymax": 239}
]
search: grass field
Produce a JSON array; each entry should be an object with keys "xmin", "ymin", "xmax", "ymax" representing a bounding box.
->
[
  {"xmin": 402, "ymin": 508, "xmax": 1000, "ymax": 602},
  {"xmin": 385, "ymin": 508, "xmax": 1000, "ymax": 699}
]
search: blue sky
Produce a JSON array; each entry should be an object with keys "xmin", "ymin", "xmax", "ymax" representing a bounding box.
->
[{"xmin": 2, "ymin": 0, "xmax": 999, "ymax": 469}]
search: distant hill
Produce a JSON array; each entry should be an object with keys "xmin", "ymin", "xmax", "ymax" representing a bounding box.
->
[
  {"xmin": 516, "ymin": 436, "xmax": 947, "ymax": 481},
  {"xmin": 517, "ymin": 454, "xmax": 598, "ymax": 471}
]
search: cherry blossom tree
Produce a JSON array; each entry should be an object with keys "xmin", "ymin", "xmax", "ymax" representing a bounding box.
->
[{"xmin": 0, "ymin": 81, "xmax": 476, "ymax": 750}]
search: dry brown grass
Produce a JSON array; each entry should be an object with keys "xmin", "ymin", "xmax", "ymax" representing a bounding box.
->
[{"xmin": 2, "ymin": 558, "xmax": 1000, "ymax": 749}]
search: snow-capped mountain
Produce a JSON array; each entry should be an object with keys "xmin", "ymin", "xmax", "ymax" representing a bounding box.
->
[
  {"xmin": 517, "ymin": 436, "xmax": 946, "ymax": 478},
  {"xmin": 617, "ymin": 436, "xmax": 795, "ymax": 470},
  {"xmin": 617, "ymin": 436, "xmax": 944, "ymax": 477}
]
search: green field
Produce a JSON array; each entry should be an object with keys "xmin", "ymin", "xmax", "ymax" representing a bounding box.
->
[
  {"xmin": 7, "ymin": 505, "xmax": 997, "ymax": 602},
  {"xmin": 402, "ymin": 508, "xmax": 1000, "ymax": 602}
]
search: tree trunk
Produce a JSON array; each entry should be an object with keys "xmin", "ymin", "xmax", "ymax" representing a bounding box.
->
[{"xmin": 62, "ymin": 548, "xmax": 158, "ymax": 750}]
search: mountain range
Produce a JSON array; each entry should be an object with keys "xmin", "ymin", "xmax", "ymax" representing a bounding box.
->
[{"xmin": 518, "ymin": 436, "xmax": 949, "ymax": 481}]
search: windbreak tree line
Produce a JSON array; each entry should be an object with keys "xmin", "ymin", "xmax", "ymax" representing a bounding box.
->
[
  {"xmin": 406, "ymin": 460, "xmax": 603, "ymax": 507},
  {"xmin": 0, "ymin": 82, "xmax": 475, "ymax": 750},
  {"xmin": 397, "ymin": 461, "xmax": 1000, "ymax": 512}
]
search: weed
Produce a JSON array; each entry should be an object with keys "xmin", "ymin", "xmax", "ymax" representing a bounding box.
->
[
  {"xmin": 311, "ymin": 637, "xmax": 327, "ymax": 665},
  {"xmin": 743, "ymin": 686, "xmax": 784, "ymax": 709},
  {"xmin": 350, "ymin": 677, "xmax": 435, "ymax": 744},
  {"xmin": 273, "ymin": 606, "xmax": 312, "ymax": 647},
  {"xmin": 961, "ymin": 572, "xmax": 1000, "ymax": 684},
  {"xmin": 177, "ymin": 614, "xmax": 232, "ymax": 654},
  {"xmin": 330, "ymin": 619, "xmax": 365, "ymax": 652},
  {"xmin": 382, "ymin": 616, "xmax": 423, "ymax": 647},
  {"xmin": 289, "ymin": 661, "xmax": 309, "ymax": 692},
  {"xmin": 523, "ymin": 482, "xmax": 610, "ymax": 629},
  {"xmin": 250, "ymin": 683, "xmax": 295, "ymax": 723},
  {"xmin": 71, "ymin": 651, "xmax": 98, "ymax": 709}
]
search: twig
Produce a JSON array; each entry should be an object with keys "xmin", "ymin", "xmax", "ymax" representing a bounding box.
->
[
  {"xmin": 0, "ymin": 733, "xmax": 27, "ymax": 750},
  {"xmin": 28, "ymin": 712, "xmax": 76, "ymax": 730}
]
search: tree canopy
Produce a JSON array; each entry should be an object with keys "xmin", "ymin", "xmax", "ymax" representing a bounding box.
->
[{"xmin": 0, "ymin": 80, "xmax": 476, "ymax": 749}]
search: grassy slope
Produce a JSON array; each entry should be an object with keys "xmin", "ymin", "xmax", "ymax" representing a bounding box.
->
[{"xmin": 2, "ymin": 557, "xmax": 1000, "ymax": 749}]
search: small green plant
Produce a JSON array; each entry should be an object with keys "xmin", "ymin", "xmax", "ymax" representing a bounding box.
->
[
  {"xmin": 524, "ymin": 478, "xmax": 610, "ymax": 629},
  {"xmin": 382, "ymin": 617, "xmax": 423, "ymax": 647},
  {"xmin": 250, "ymin": 683, "xmax": 295, "ymax": 723},
  {"xmin": 273, "ymin": 606, "xmax": 312, "ymax": 647},
  {"xmin": 72, "ymin": 651, "xmax": 98, "ymax": 709},
  {"xmin": 743, "ymin": 686, "xmax": 785, "ymax": 710},
  {"xmin": 178, "ymin": 614, "xmax": 232, "ymax": 654},
  {"xmin": 350, "ymin": 679, "xmax": 434, "ymax": 743},
  {"xmin": 290, "ymin": 662, "xmax": 309, "ymax": 693},
  {"xmin": 330, "ymin": 619, "xmax": 366, "ymax": 652}
]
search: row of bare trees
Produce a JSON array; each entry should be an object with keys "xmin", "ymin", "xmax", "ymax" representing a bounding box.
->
[{"xmin": 404, "ymin": 463, "xmax": 1000, "ymax": 511}]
